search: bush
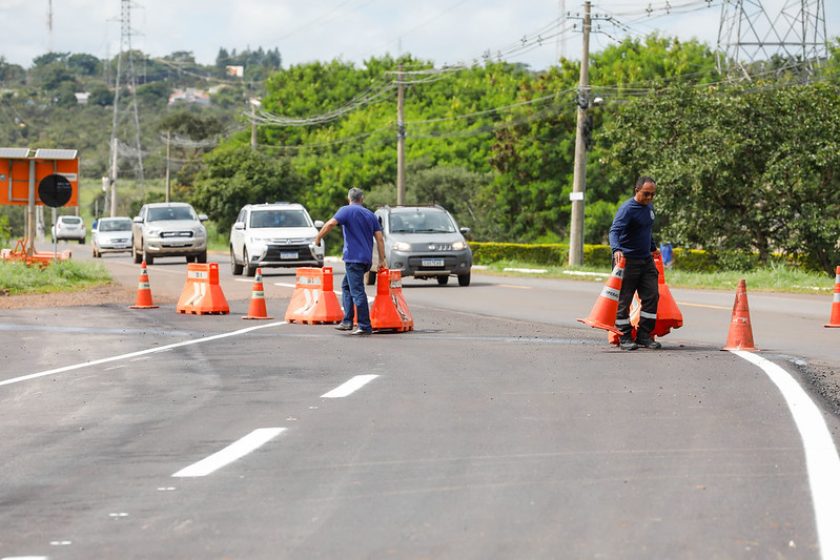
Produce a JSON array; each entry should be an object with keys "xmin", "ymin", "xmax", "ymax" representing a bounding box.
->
[{"xmin": 470, "ymin": 242, "xmax": 614, "ymax": 267}]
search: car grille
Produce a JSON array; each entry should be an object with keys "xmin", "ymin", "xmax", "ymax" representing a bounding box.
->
[
  {"xmin": 263, "ymin": 244, "xmax": 311, "ymax": 261},
  {"xmin": 421, "ymin": 243, "xmax": 453, "ymax": 251},
  {"xmin": 407, "ymin": 255, "xmax": 459, "ymax": 269},
  {"xmin": 161, "ymin": 231, "xmax": 194, "ymax": 238}
]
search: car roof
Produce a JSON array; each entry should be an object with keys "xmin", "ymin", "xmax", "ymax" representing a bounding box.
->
[
  {"xmin": 99, "ymin": 216, "xmax": 131, "ymax": 221},
  {"xmin": 144, "ymin": 202, "xmax": 192, "ymax": 208},
  {"xmin": 378, "ymin": 205, "xmax": 448, "ymax": 214},
  {"xmin": 244, "ymin": 203, "xmax": 307, "ymax": 211}
]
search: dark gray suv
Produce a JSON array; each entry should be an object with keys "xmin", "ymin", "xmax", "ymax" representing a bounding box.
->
[{"xmin": 371, "ymin": 205, "xmax": 472, "ymax": 286}]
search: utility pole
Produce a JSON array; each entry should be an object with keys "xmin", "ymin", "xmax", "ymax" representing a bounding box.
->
[
  {"xmin": 110, "ymin": 137, "xmax": 118, "ymax": 217},
  {"xmin": 396, "ymin": 65, "xmax": 406, "ymax": 206},
  {"xmin": 568, "ymin": 1, "xmax": 591, "ymax": 266},
  {"xmin": 249, "ymin": 97, "xmax": 261, "ymax": 150},
  {"xmin": 165, "ymin": 130, "xmax": 171, "ymax": 203}
]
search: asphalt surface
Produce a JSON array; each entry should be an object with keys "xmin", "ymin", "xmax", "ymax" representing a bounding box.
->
[{"xmin": 1, "ymin": 249, "xmax": 839, "ymax": 559}]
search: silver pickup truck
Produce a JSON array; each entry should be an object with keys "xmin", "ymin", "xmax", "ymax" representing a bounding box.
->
[{"xmin": 132, "ymin": 202, "xmax": 208, "ymax": 265}]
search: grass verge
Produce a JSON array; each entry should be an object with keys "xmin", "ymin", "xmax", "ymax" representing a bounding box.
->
[
  {"xmin": 0, "ymin": 260, "xmax": 111, "ymax": 296},
  {"xmin": 475, "ymin": 260, "xmax": 835, "ymax": 294}
]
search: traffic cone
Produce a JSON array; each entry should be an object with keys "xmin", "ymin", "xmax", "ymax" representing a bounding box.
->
[
  {"xmin": 242, "ymin": 268, "xmax": 273, "ymax": 320},
  {"xmin": 825, "ymin": 266, "xmax": 840, "ymax": 328},
  {"xmin": 129, "ymin": 260, "xmax": 159, "ymax": 309},
  {"xmin": 370, "ymin": 268, "xmax": 414, "ymax": 332},
  {"xmin": 578, "ymin": 257, "xmax": 624, "ymax": 335},
  {"xmin": 723, "ymin": 279, "xmax": 757, "ymax": 351},
  {"xmin": 651, "ymin": 251, "xmax": 683, "ymax": 337}
]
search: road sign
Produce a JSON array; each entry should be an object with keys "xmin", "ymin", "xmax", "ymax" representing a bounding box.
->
[{"xmin": 38, "ymin": 174, "xmax": 73, "ymax": 207}]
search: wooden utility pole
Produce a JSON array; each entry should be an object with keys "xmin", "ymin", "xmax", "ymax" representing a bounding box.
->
[
  {"xmin": 568, "ymin": 1, "xmax": 591, "ymax": 266},
  {"xmin": 396, "ymin": 65, "xmax": 406, "ymax": 206},
  {"xmin": 109, "ymin": 137, "xmax": 118, "ymax": 217}
]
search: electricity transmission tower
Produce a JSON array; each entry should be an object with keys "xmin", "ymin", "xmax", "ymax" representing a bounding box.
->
[
  {"xmin": 108, "ymin": 0, "xmax": 145, "ymax": 216},
  {"xmin": 717, "ymin": 0, "xmax": 828, "ymax": 79}
]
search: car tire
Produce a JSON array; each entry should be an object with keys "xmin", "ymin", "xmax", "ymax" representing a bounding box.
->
[
  {"xmin": 243, "ymin": 249, "xmax": 255, "ymax": 277},
  {"xmin": 367, "ymin": 270, "xmax": 377, "ymax": 285},
  {"xmin": 186, "ymin": 256, "xmax": 195, "ymax": 263},
  {"xmin": 79, "ymin": 238, "xmax": 85, "ymax": 244},
  {"xmin": 143, "ymin": 246, "xmax": 154, "ymax": 265},
  {"xmin": 132, "ymin": 242, "xmax": 142, "ymax": 264},
  {"xmin": 437, "ymin": 275, "xmax": 449, "ymax": 286},
  {"xmin": 230, "ymin": 247, "xmax": 243, "ymax": 275},
  {"xmin": 197, "ymin": 251, "xmax": 207, "ymax": 264},
  {"xmin": 92, "ymin": 247, "xmax": 100, "ymax": 258},
  {"xmin": 458, "ymin": 272, "xmax": 471, "ymax": 287}
]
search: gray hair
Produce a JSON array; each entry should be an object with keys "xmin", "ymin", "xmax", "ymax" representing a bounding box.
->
[{"xmin": 348, "ymin": 187, "xmax": 364, "ymax": 203}]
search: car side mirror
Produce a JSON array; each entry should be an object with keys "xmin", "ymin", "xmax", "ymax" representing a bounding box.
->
[
  {"xmin": 460, "ymin": 227, "xmax": 471, "ymax": 235},
  {"xmin": 133, "ymin": 216, "xmax": 143, "ymax": 223},
  {"xmin": 233, "ymin": 222, "xmax": 245, "ymax": 230},
  {"xmin": 314, "ymin": 220, "xmax": 325, "ymax": 228},
  {"xmin": 198, "ymin": 214, "xmax": 208, "ymax": 222}
]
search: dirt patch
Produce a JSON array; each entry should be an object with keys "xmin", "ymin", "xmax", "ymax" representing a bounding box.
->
[{"xmin": 0, "ymin": 282, "xmax": 176, "ymax": 309}]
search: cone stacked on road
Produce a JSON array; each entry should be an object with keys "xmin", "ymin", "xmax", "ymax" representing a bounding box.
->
[
  {"xmin": 242, "ymin": 268, "xmax": 273, "ymax": 320},
  {"xmin": 129, "ymin": 260, "xmax": 159, "ymax": 309},
  {"xmin": 825, "ymin": 266, "xmax": 840, "ymax": 328},
  {"xmin": 370, "ymin": 268, "xmax": 413, "ymax": 332},
  {"xmin": 578, "ymin": 257, "xmax": 624, "ymax": 335},
  {"xmin": 723, "ymin": 279, "xmax": 757, "ymax": 351},
  {"xmin": 284, "ymin": 267, "xmax": 343, "ymax": 324},
  {"xmin": 176, "ymin": 262, "xmax": 230, "ymax": 315}
]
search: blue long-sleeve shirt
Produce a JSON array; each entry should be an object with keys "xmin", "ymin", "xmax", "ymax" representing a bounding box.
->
[{"xmin": 609, "ymin": 198, "xmax": 657, "ymax": 259}]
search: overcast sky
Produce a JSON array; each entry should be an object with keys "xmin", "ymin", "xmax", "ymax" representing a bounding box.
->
[{"xmin": 0, "ymin": 0, "xmax": 836, "ymax": 70}]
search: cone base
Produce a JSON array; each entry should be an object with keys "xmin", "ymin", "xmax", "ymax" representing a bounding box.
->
[
  {"xmin": 129, "ymin": 304, "xmax": 159, "ymax": 309},
  {"xmin": 242, "ymin": 315, "xmax": 274, "ymax": 320},
  {"xmin": 577, "ymin": 317, "xmax": 622, "ymax": 335},
  {"xmin": 722, "ymin": 344, "xmax": 758, "ymax": 351},
  {"xmin": 825, "ymin": 323, "xmax": 840, "ymax": 328}
]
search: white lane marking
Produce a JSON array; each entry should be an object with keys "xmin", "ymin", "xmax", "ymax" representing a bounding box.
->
[
  {"xmin": 499, "ymin": 284, "xmax": 532, "ymax": 290},
  {"xmin": 2, "ymin": 557, "xmax": 49, "ymax": 560},
  {"xmin": 680, "ymin": 302, "xmax": 729, "ymax": 310},
  {"xmin": 273, "ymin": 282, "xmax": 297, "ymax": 288},
  {"xmin": 321, "ymin": 375, "xmax": 379, "ymax": 398},
  {"xmin": 732, "ymin": 351, "xmax": 840, "ymax": 560},
  {"xmin": 172, "ymin": 427, "xmax": 286, "ymax": 478},
  {"xmin": 0, "ymin": 322, "xmax": 287, "ymax": 388}
]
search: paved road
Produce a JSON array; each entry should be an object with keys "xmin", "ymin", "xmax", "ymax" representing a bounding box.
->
[{"xmin": 1, "ymin": 248, "xmax": 839, "ymax": 559}]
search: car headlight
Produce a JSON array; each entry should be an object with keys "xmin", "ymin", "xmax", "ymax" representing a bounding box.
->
[
  {"xmin": 452, "ymin": 241, "xmax": 467, "ymax": 250},
  {"xmin": 392, "ymin": 242, "xmax": 411, "ymax": 251},
  {"xmin": 194, "ymin": 227, "xmax": 206, "ymax": 237},
  {"xmin": 147, "ymin": 228, "xmax": 161, "ymax": 237}
]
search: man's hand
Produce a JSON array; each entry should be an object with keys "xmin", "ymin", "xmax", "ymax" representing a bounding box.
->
[
  {"xmin": 377, "ymin": 257, "xmax": 387, "ymax": 271},
  {"xmin": 613, "ymin": 250, "xmax": 624, "ymax": 265}
]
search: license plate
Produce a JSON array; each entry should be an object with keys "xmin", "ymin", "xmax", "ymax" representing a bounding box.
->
[
  {"xmin": 280, "ymin": 251, "xmax": 298, "ymax": 259},
  {"xmin": 422, "ymin": 259, "xmax": 444, "ymax": 267},
  {"xmin": 166, "ymin": 242, "xmax": 189, "ymax": 247}
]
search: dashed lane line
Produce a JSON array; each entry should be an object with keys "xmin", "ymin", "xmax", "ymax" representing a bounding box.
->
[
  {"xmin": 172, "ymin": 427, "xmax": 287, "ymax": 478},
  {"xmin": 321, "ymin": 375, "xmax": 379, "ymax": 398},
  {"xmin": 732, "ymin": 350, "xmax": 840, "ymax": 560},
  {"xmin": 0, "ymin": 322, "xmax": 287, "ymax": 388}
]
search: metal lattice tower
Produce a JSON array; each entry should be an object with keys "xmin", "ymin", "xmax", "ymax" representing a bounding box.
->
[
  {"xmin": 717, "ymin": 0, "xmax": 828, "ymax": 79},
  {"xmin": 108, "ymin": 0, "xmax": 144, "ymax": 214}
]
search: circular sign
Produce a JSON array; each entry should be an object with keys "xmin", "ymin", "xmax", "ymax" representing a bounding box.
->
[{"xmin": 38, "ymin": 174, "xmax": 73, "ymax": 207}]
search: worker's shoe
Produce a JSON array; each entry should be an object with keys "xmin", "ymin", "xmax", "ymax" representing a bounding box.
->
[
  {"xmin": 619, "ymin": 337, "xmax": 638, "ymax": 351},
  {"xmin": 334, "ymin": 322, "xmax": 353, "ymax": 331},
  {"xmin": 636, "ymin": 337, "xmax": 662, "ymax": 349},
  {"xmin": 349, "ymin": 327, "xmax": 372, "ymax": 336}
]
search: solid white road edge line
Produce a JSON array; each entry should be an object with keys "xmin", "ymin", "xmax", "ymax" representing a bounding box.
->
[
  {"xmin": 0, "ymin": 321, "xmax": 288, "ymax": 388},
  {"xmin": 321, "ymin": 374, "xmax": 379, "ymax": 398},
  {"xmin": 172, "ymin": 427, "xmax": 286, "ymax": 478},
  {"xmin": 732, "ymin": 350, "xmax": 840, "ymax": 560}
]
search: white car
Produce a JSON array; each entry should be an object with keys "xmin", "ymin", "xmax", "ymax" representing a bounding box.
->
[
  {"xmin": 229, "ymin": 203, "xmax": 325, "ymax": 276},
  {"xmin": 52, "ymin": 215, "xmax": 86, "ymax": 243},
  {"xmin": 132, "ymin": 202, "xmax": 208, "ymax": 265},
  {"xmin": 92, "ymin": 217, "xmax": 133, "ymax": 257}
]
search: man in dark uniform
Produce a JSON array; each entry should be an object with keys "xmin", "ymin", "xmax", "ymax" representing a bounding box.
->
[{"xmin": 609, "ymin": 176, "xmax": 661, "ymax": 351}]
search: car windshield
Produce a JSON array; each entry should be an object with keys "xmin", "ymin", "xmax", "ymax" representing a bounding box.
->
[
  {"xmin": 249, "ymin": 210, "xmax": 310, "ymax": 228},
  {"xmin": 99, "ymin": 219, "xmax": 132, "ymax": 232},
  {"xmin": 61, "ymin": 217, "xmax": 82, "ymax": 225},
  {"xmin": 147, "ymin": 206, "xmax": 195, "ymax": 222},
  {"xmin": 389, "ymin": 210, "xmax": 455, "ymax": 233}
]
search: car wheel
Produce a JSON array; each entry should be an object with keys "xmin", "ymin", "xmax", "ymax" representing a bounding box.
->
[
  {"xmin": 367, "ymin": 270, "xmax": 377, "ymax": 285},
  {"xmin": 79, "ymin": 238, "xmax": 85, "ymax": 244},
  {"xmin": 197, "ymin": 251, "xmax": 207, "ymax": 264},
  {"xmin": 143, "ymin": 246, "xmax": 154, "ymax": 265},
  {"xmin": 186, "ymin": 256, "xmax": 195, "ymax": 263},
  {"xmin": 230, "ymin": 247, "xmax": 243, "ymax": 275},
  {"xmin": 243, "ymin": 249, "xmax": 255, "ymax": 277},
  {"xmin": 457, "ymin": 272, "xmax": 471, "ymax": 286},
  {"xmin": 437, "ymin": 275, "xmax": 449, "ymax": 286},
  {"xmin": 92, "ymin": 247, "xmax": 100, "ymax": 258},
  {"xmin": 132, "ymin": 242, "xmax": 142, "ymax": 264}
]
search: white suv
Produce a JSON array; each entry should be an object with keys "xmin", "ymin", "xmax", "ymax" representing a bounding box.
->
[
  {"xmin": 52, "ymin": 215, "xmax": 86, "ymax": 243},
  {"xmin": 229, "ymin": 203, "xmax": 324, "ymax": 276},
  {"xmin": 132, "ymin": 202, "xmax": 208, "ymax": 265}
]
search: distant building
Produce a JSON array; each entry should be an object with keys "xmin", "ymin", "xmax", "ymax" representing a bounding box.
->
[
  {"xmin": 74, "ymin": 92, "xmax": 91, "ymax": 105},
  {"xmin": 168, "ymin": 88, "xmax": 210, "ymax": 106},
  {"xmin": 225, "ymin": 65, "xmax": 244, "ymax": 78}
]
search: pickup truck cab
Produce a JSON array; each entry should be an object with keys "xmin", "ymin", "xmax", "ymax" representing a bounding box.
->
[{"xmin": 132, "ymin": 202, "xmax": 208, "ymax": 265}]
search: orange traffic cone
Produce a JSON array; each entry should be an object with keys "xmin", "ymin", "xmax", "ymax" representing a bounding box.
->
[
  {"xmin": 370, "ymin": 268, "xmax": 414, "ymax": 332},
  {"xmin": 129, "ymin": 260, "xmax": 159, "ymax": 309},
  {"xmin": 578, "ymin": 257, "xmax": 625, "ymax": 335},
  {"xmin": 651, "ymin": 251, "xmax": 683, "ymax": 337},
  {"xmin": 723, "ymin": 279, "xmax": 757, "ymax": 351},
  {"xmin": 243, "ymin": 268, "xmax": 273, "ymax": 320},
  {"xmin": 825, "ymin": 266, "xmax": 840, "ymax": 328}
]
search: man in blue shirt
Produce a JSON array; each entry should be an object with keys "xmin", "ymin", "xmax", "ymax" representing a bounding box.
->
[
  {"xmin": 609, "ymin": 176, "xmax": 661, "ymax": 351},
  {"xmin": 314, "ymin": 187, "xmax": 386, "ymax": 335}
]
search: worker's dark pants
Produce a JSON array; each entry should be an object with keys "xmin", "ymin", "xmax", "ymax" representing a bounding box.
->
[{"xmin": 616, "ymin": 257, "xmax": 659, "ymax": 341}]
